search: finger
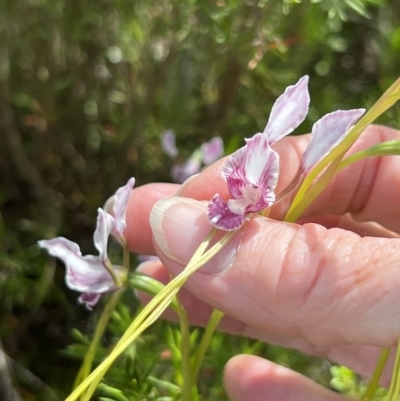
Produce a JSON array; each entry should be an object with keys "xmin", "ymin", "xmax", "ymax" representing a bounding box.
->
[
  {"xmin": 224, "ymin": 355, "xmax": 350, "ymax": 401},
  {"xmin": 179, "ymin": 125, "xmax": 400, "ymax": 233},
  {"xmin": 124, "ymin": 183, "xmax": 179, "ymax": 254},
  {"xmin": 136, "ymin": 260, "xmax": 395, "ymax": 385},
  {"xmin": 297, "ymin": 213, "xmax": 399, "ymax": 238},
  {"xmin": 124, "ymin": 125, "xmax": 400, "ymax": 255},
  {"xmin": 150, "ymin": 197, "xmax": 400, "ymax": 347}
]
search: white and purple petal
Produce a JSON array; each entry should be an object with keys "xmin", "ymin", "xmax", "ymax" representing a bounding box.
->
[
  {"xmin": 78, "ymin": 293, "xmax": 102, "ymax": 310},
  {"xmin": 223, "ymin": 133, "xmax": 279, "ymax": 211},
  {"xmin": 161, "ymin": 129, "xmax": 179, "ymax": 158},
  {"xmin": 207, "ymin": 194, "xmax": 248, "ymax": 231},
  {"xmin": 113, "ymin": 177, "xmax": 135, "ymax": 238},
  {"xmin": 263, "ymin": 75, "xmax": 310, "ymax": 143},
  {"xmin": 201, "ymin": 137, "xmax": 224, "ymax": 165},
  {"xmin": 301, "ymin": 108, "xmax": 366, "ymax": 173},
  {"xmin": 38, "ymin": 238, "xmax": 120, "ymax": 294},
  {"xmin": 171, "ymin": 151, "xmax": 202, "ymax": 183},
  {"xmin": 93, "ymin": 208, "xmax": 114, "ymax": 264}
]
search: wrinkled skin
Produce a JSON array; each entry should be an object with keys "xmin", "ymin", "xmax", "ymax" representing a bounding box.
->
[{"xmin": 123, "ymin": 125, "xmax": 400, "ymax": 401}]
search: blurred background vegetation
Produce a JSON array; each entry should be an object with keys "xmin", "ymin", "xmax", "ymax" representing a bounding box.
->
[{"xmin": 0, "ymin": 0, "xmax": 399, "ymax": 399}]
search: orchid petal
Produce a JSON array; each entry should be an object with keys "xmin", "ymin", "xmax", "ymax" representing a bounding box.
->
[
  {"xmin": 161, "ymin": 129, "xmax": 179, "ymax": 158},
  {"xmin": 263, "ymin": 75, "xmax": 310, "ymax": 143},
  {"xmin": 301, "ymin": 108, "xmax": 366, "ymax": 173},
  {"xmin": 201, "ymin": 137, "xmax": 224, "ymax": 165},
  {"xmin": 38, "ymin": 238, "xmax": 121, "ymax": 294},
  {"xmin": 93, "ymin": 208, "xmax": 114, "ymax": 264},
  {"xmin": 207, "ymin": 194, "xmax": 248, "ymax": 230},
  {"xmin": 171, "ymin": 151, "xmax": 202, "ymax": 183},
  {"xmin": 113, "ymin": 177, "xmax": 135, "ymax": 237},
  {"xmin": 223, "ymin": 133, "xmax": 279, "ymax": 211},
  {"xmin": 78, "ymin": 293, "xmax": 102, "ymax": 310}
]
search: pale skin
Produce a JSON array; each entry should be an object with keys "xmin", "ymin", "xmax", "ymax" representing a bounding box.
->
[{"xmin": 123, "ymin": 125, "xmax": 400, "ymax": 401}]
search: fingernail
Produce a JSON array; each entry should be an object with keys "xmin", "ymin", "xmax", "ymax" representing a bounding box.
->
[
  {"xmin": 150, "ymin": 197, "xmax": 241, "ymax": 274},
  {"xmin": 174, "ymin": 174, "xmax": 199, "ymax": 196},
  {"xmin": 136, "ymin": 260, "xmax": 158, "ymax": 273}
]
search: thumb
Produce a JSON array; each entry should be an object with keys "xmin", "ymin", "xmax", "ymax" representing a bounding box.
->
[{"xmin": 150, "ymin": 196, "xmax": 400, "ymax": 348}]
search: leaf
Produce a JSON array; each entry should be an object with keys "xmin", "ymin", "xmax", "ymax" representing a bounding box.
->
[{"xmin": 339, "ymin": 140, "xmax": 400, "ymax": 170}]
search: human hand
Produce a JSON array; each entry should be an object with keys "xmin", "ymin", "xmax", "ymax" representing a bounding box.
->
[{"xmin": 123, "ymin": 125, "xmax": 400, "ymax": 401}]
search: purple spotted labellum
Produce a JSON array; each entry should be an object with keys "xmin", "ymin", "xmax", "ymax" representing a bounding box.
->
[{"xmin": 38, "ymin": 177, "xmax": 135, "ymax": 309}]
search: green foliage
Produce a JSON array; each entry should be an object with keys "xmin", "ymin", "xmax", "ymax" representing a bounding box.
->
[{"xmin": 1, "ymin": 0, "xmax": 400, "ymax": 399}]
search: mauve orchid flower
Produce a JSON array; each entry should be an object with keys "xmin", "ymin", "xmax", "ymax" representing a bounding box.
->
[
  {"xmin": 207, "ymin": 76, "xmax": 365, "ymax": 231},
  {"xmin": 207, "ymin": 76, "xmax": 309, "ymax": 230},
  {"xmin": 38, "ymin": 178, "xmax": 135, "ymax": 309},
  {"xmin": 207, "ymin": 133, "xmax": 279, "ymax": 230},
  {"xmin": 171, "ymin": 150, "xmax": 202, "ymax": 183},
  {"xmin": 163, "ymin": 133, "xmax": 224, "ymax": 183},
  {"xmin": 201, "ymin": 137, "xmax": 224, "ymax": 165}
]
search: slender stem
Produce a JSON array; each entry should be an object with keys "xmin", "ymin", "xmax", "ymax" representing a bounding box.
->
[
  {"xmin": 175, "ymin": 299, "xmax": 192, "ymax": 401},
  {"xmin": 191, "ymin": 309, "xmax": 225, "ymax": 386},
  {"xmin": 123, "ymin": 246, "xmax": 130, "ymax": 271},
  {"xmin": 285, "ymin": 157, "xmax": 342, "ymax": 222},
  {"xmin": 386, "ymin": 338, "xmax": 400, "ymax": 401},
  {"xmin": 104, "ymin": 259, "xmax": 122, "ymax": 287},
  {"xmin": 275, "ymin": 169, "xmax": 302, "ymax": 203},
  {"xmin": 73, "ymin": 288, "xmax": 125, "ymax": 392},
  {"xmin": 359, "ymin": 348, "xmax": 390, "ymax": 401}
]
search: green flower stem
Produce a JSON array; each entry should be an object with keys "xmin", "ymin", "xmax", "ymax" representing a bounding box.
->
[
  {"xmin": 284, "ymin": 156, "xmax": 342, "ymax": 223},
  {"xmin": 66, "ymin": 228, "xmax": 237, "ymax": 401},
  {"xmin": 123, "ymin": 245, "xmax": 130, "ymax": 271},
  {"xmin": 73, "ymin": 288, "xmax": 125, "ymax": 392},
  {"xmin": 360, "ymin": 348, "xmax": 390, "ymax": 401},
  {"xmin": 175, "ymin": 299, "xmax": 192, "ymax": 401},
  {"xmin": 104, "ymin": 259, "xmax": 123, "ymax": 287},
  {"xmin": 338, "ymin": 140, "xmax": 400, "ymax": 172},
  {"xmin": 387, "ymin": 338, "xmax": 400, "ymax": 401},
  {"xmin": 190, "ymin": 309, "xmax": 225, "ymax": 387},
  {"xmin": 129, "ymin": 273, "xmax": 191, "ymax": 398}
]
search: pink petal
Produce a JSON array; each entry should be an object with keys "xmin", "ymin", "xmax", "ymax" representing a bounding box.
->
[
  {"xmin": 113, "ymin": 177, "xmax": 135, "ymax": 237},
  {"xmin": 38, "ymin": 238, "xmax": 119, "ymax": 294},
  {"xmin": 201, "ymin": 137, "xmax": 224, "ymax": 165},
  {"xmin": 223, "ymin": 133, "xmax": 279, "ymax": 211},
  {"xmin": 171, "ymin": 151, "xmax": 202, "ymax": 183},
  {"xmin": 93, "ymin": 208, "xmax": 114, "ymax": 264},
  {"xmin": 263, "ymin": 76, "xmax": 310, "ymax": 143},
  {"xmin": 161, "ymin": 129, "xmax": 179, "ymax": 158},
  {"xmin": 78, "ymin": 293, "xmax": 102, "ymax": 310},
  {"xmin": 207, "ymin": 194, "xmax": 248, "ymax": 230},
  {"xmin": 301, "ymin": 108, "xmax": 366, "ymax": 173}
]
